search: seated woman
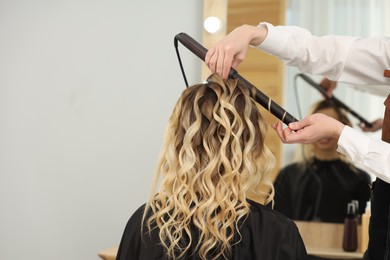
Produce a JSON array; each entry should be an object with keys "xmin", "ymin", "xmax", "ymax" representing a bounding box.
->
[
  {"xmin": 116, "ymin": 74, "xmax": 308, "ymax": 260},
  {"xmin": 273, "ymin": 99, "xmax": 372, "ymax": 223}
]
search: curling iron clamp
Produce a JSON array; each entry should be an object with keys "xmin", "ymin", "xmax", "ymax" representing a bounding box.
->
[
  {"xmin": 296, "ymin": 73, "xmax": 373, "ymax": 128},
  {"xmin": 174, "ymin": 32, "xmax": 298, "ymax": 125}
]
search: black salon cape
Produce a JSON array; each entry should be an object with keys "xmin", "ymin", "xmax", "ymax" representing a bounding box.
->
[
  {"xmin": 116, "ymin": 199, "xmax": 308, "ymax": 260},
  {"xmin": 274, "ymin": 158, "xmax": 371, "ymax": 223}
]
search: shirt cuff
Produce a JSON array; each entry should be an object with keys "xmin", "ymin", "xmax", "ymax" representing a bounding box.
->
[
  {"xmin": 254, "ymin": 22, "xmax": 289, "ymax": 56},
  {"xmin": 337, "ymin": 126, "xmax": 371, "ymax": 162}
]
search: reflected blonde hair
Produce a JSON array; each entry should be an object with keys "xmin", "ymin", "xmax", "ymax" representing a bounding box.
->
[{"xmin": 143, "ymin": 74, "xmax": 275, "ymax": 259}]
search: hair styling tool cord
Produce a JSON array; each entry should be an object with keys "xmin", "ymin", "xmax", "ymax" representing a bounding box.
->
[
  {"xmin": 174, "ymin": 32, "xmax": 298, "ymax": 125},
  {"xmin": 297, "ymin": 73, "xmax": 372, "ymax": 128}
]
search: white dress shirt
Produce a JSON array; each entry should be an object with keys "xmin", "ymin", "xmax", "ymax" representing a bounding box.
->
[{"xmin": 256, "ymin": 22, "xmax": 390, "ymax": 183}]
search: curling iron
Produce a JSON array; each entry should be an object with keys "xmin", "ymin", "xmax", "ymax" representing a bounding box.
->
[
  {"xmin": 174, "ymin": 32, "xmax": 298, "ymax": 125},
  {"xmin": 296, "ymin": 73, "xmax": 372, "ymax": 128}
]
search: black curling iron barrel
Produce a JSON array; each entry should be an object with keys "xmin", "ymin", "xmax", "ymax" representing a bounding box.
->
[
  {"xmin": 296, "ymin": 73, "xmax": 373, "ymax": 128},
  {"xmin": 174, "ymin": 32, "xmax": 298, "ymax": 125}
]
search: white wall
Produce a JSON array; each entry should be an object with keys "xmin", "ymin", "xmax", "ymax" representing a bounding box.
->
[{"xmin": 0, "ymin": 1, "xmax": 202, "ymax": 259}]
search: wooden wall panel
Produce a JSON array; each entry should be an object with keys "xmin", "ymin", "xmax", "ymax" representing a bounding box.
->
[
  {"xmin": 227, "ymin": 0, "xmax": 286, "ymax": 181},
  {"xmin": 203, "ymin": 0, "xmax": 286, "ymax": 185}
]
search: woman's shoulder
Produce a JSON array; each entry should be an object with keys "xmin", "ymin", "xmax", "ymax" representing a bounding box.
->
[
  {"xmin": 116, "ymin": 203, "xmax": 165, "ymax": 260},
  {"xmin": 241, "ymin": 200, "xmax": 306, "ymax": 256},
  {"xmin": 247, "ymin": 199, "xmax": 297, "ymax": 227},
  {"xmin": 275, "ymin": 162, "xmax": 306, "ymax": 181},
  {"xmin": 120, "ymin": 204, "xmax": 147, "ymax": 238},
  {"xmin": 123, "ymin": 204, "xmax": 146, "ymax": 226},
  {"xmin": 352, "ymin": 165, "xmax": 372, "ymax": 181},
  {"xmin": 131, "ymin": 204, "xmax": 147, "ymax": 218},
  {"xmin": 337, "ymin": 160, "xmax": 372, "ymax": 182},
  {"xmin": 279, "ymin": 162, "xmax": 301, "ymax": 172}
]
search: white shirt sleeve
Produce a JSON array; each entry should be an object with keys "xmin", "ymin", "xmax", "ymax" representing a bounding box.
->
[
  {"xmin": 337, "ymin": 126, "xmax": 390, "ymax": 183},
  {"xmin": 254, "ymin": 22, "xmax": 390, "ymax": 183},
  {"xmin": 256, "ymin": 22, "xmax": 390, "ymax": 87}
]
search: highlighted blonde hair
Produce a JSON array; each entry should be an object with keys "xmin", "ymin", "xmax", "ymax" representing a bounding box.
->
[{"xmin": 143, "ymin": 74, "xmax": 275, "ymax": 259}]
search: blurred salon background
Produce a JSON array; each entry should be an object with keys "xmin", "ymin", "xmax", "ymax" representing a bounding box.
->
[{"xmin": 1, "ymin": 0, "xmax": 389, "ymax": 259}]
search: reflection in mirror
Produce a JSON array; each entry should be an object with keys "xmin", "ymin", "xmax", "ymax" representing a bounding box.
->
[
  {"xmin": 274, "ymin": 99, "xmax": 371, "ymax": 223},
  {"xmin": 283, "ymin": 0, "xmax": 388, "ymax": 166}
]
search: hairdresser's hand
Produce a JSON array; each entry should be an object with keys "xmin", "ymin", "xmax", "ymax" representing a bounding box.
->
[
  {"xmin": 205, "ymin": 24, "xmax": 268, "ymax": 79},
  {"xmin": 271, "ymin": 113, "xmax": 345, "ymax": 144},
  {"xmin": 319, "ymin": 78, "xmax": 337, "ymax": 97},
  {"xmin": 359, "ymin": 118, "xmax": 383, "ymax": 132}
]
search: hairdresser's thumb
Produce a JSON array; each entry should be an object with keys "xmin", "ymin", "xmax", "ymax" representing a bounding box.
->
[{"xmin": 288, "ymin": 121, "xmax": 304, "ymax": 131}]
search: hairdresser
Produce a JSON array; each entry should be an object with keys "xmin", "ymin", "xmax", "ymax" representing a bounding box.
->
[{"xmin": 206, "ymin": 22, "xmax": 390, "ymax": 260}]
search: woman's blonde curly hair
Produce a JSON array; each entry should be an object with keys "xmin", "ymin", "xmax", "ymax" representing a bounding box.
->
[{"xmin": 143, "ymin": 73, "xmax": 275, "ymax": 259}]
